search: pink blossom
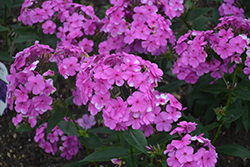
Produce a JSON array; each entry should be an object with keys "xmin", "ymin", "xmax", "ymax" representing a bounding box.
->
[{"xmin": 42, "ymin": 20, "xmax": 56, "ymax": 35}]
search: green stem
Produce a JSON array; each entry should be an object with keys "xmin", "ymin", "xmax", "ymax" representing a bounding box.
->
[
  {"xmin": 130, "ymin": 145, "xmax": 135, "ymax": 167},
  {"xmin": 180, "ymin": 15, "xmax": 192, "ymax": 30},
  {"xmin": 86, "ymin": 148, "xmax": 98, "ymax": 167},
  {"xmin": 212, "ymin": 124, "xmax": 222, "ymax": 145},
  {"xmin": 58, "ymin": 95, "xmax": 79, "ymax": 131},
  {"xmin": 219, "ymin": 70, "xmax": 229, "ymax": 87}
]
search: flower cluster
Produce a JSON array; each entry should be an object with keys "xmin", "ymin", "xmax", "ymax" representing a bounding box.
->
[
  {"xmin": 172, "ymin": 27, "xmax": 248, "ymax": 84},
  {"xmin": 99, "ymin": 0, "xmax": 184, "ymax": 55},
  {"xmin": 18, "ymin": 0, "xmax": 99, "ymax": 53},
  {"xmin": 7, "ymin": 41, "xmax": 56, "ymax": 127},
  {"xmin": 75, "ymin": 52, "xmax": 182, "ymax": 136},
  {"xmin": 34, "ymin": 122, "xmax": 86, "ymax": 160},
  {"xmin": 165, "ymin": 121, "xmax": 217, "ymax": 167},
  {"xmin": 218, "ymin": 0, "xmax": 244, "ymax": 18}
]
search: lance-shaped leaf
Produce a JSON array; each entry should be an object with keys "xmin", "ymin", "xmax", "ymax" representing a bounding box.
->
[
  {"xmin": 80, "ymin": 147, "xmax": 130, "ymax": 162},
  {"xmin": 122, "ymin": 129, "xmax": 148, "ymax": 153},
  {"xmin": 216, "ymin": 144, "xmax": 250, "ymax": 159}
]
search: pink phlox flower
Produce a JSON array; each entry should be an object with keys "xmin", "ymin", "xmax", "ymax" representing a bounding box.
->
[
  {"xmin": 79, "ymin": 38, "xmax": 94, "ymax": 53},
  {"xmin": 72, "ymin": 88, "xmax": 82, "ymax": 106},
  {"xmin": 133, "ymin": 6, "xmax": 150, "ymax": 23},
  {"xmin": 42, "ymin": 20, "xmax": 56, "ymax": 35},
  {"xmin": 93, "ymin": 79, "xmax": 113, "ymax": 94},
  {"xmin": 77, "ymin": 114, "xmax": 96, "ymax": 129},
  {"xmin": 90, "ymin": 91, "xmax": 110, "ymax": 111},
  {"xmin": 218, "ymin": 28, "xmax": 234, "ymax": 41},
  {"xmin": 167, "ymin": 151, "xmax": 181, "ymax": 167},
  {"xmin": 104, "ymin": 64, "xmax": 125, "ymax": 86},
  {"xmin": 26, "ymin": 74, "xmax": 45, "ymax": 95},
  {"xmin": 154, "ymin": 112, "xmax": 173, "ymax": 131},
  {"xmin": 62, "ymin": 57, "xmax": 80, "ymax": 77},
  {"xmin": 164, "ymin": 4, "xmax": 177, "ymax": 19},
  {"xmin": 110, "ymin": 8, "xmax": 124, "ymax": 24},
  {"xmin": 182, "ymin": 161, "xmax": 198, "ymax": 167},
  {"xmin": 124, "ymin": 28, "xmax": 135, "ymax": 45},
  {"xmin": 140, "ymin": 124, "xmax": 154, "ymax": 137},
  {"xmin": 134, "ymin": 24, "xmax": 151, "ymax": 40},
  {"xmin": 103, "ymin": 105, "xmax": 119, "ymax": 130},
  {"xmin": 12, "ymin": 114, "xmax": 22, "ymax": 126},
  {"xmin": 121, "ymin": 55, "xmax": 141, "ymax": 72},
  {"xmin": 153, "ymin": 30, "xmax": 168, "ymax": 46},
  {"xmin": 47, "ymin": 131, "xmax": 59, "ymax": 143},
  {"xmin": 130, "ymin": 112, "xmax": 143, "ymax": 130},
  {"xmin": 141, "ymin": 35, "xmax": 159, "ymax": 52},
  {"xmin": 229, "ymin": 35, "xmax": 247, "ymax": 54},
  {"xmin": 14, "ymin": 85, "xmax": 29, "ymax": 103},
  {"xmin": 28, "ymin": 117, "xmax": 37, "ymax": 128},
  {"xmin": 110, "ymin": 97, "xmax": 127, "ymax": 118},
  {"xmin": 175, "ymin": 146, "xmax": 194, "ymax": 164},
  {"xmin": 185, "ymin": 72, "xmax": 199, "ymax": 84},
  {"xmin": 127, "ymin": 91, "xmax": 147, "ymax": 112},
  {"xmin": 166, "ymin": 105, "xmax": 182, "ymax": 122},
  {"xmin": 155, "ymin": 93, "xmax": 169, "ymax": 106},
  {"xmin": 141, "ymin": 110, "xmax": 155, "ymax": 125},
  {"xmin": 32, "ymin": 94, "xmax": 52, "ymax": 112},
  {"xmin": 41, "ymin": 1, "xmax": 54, "ymax": 18},
  {"xmin": 171, "ymin": 134, "xmax": 191, "ymax": 149},
  {"xmin": 191, "ymin": 133, "xmax": 205, "ymax": 143},
  {"xmin": 170, "ymin": 121, "xmax": 197, "ymax": 135},
  {"xmin": 15, "ymin": 100, "xmax": 30, "ymax": 114},
  {"xmin": 167, "ymin": 93, "xmax": 182, "ymax": 110},
  {"xmin": 93, "ymin": 64, "xmax": 109, "ymax": 80},
  {"xmin": 98, "ymin": 41, "xmax": 111, "ymax": 54},
  {"xmin": 42, "ymin": 79, "xmax": 56, "ymax": 96},
  {"xmin": 122, "ymin": 71, "xmax": 142, "ymax": 88},
  {"xmin": 169, "ymin": 0, "xmax": 184, "ymax": 12}
]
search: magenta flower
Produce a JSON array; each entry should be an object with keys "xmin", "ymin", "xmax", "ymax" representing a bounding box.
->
[
  {"xmin": 26, "ymin": 74, "xmax": 45, "ymax": 95},
  {"xmin": 175, "ymin": 146, "xmax": 194, "ymax": 164},
  {"xmin": 154, "ymin": 112, "xmax": 173, "ymax": 131},
  {"xmin": 167, "ymin": 151, "xmax": 181, "ymax": 167},
  {"xmin": 12, "ymin": 114, "xmax": 22, "ymax": 126},
  {"xmin": 42, "ymin": 20, "xmax": 56, "ymax": 34},
  {"xmin": 127, "ymin": 91, "xmax": 147, "ymax": 112},
  {"xmin": 32, "ymin": 94, "xmax": 52, "ymax": 112},
  {"xmin": 14, "ymin": 85, "xmax": 28, "ymax": 102},
  {"xmin": 77, "ymin": 114, "xmax": 96, "ymax": 129}
]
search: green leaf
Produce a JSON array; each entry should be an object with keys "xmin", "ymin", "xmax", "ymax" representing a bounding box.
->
[
  {"xmin": 101, "ymin": 133, "xmax": 118, "ymax": 144},
  {"xmin": 200, "ymin": 122, "xmax": 219, "ymax": 133},
  {"xmin": 80, "ymin": 147, "xmax": 130, "ymax": 162},
  {"xmin": 78, "ymin": 133, "xmax": 102, "ymax": 149},
  {"xmin": 232, "ymin": 87, "xmax": 250, "ymax": 101},
  {"xmin": 157, "ymin": 80, "xmax": 186, "ymax": 93},
  {"xmin": 186, "ymin": 8, "xmax": 213, "ymax": 21},
  {"xmin": 88, "ymin": 127, "xmax": 114, "ymax": 134},
  {"xmin": 202, "ymin": 83, "xmax": 228, "ymax": 94},
  {"xmin": 15, "ymin": 124, "xmax": 32, "ymax": 132},
  {"xmin": 0, "ymin": 51, "xmax": 14, "ymax": 61},
  {"xmin": 148, "ymin": 134, "xmax": 178, "ymax": 146},
  {"xmin": 194, "ymin": 16, "xmax": 206, "ymax": 30},
  {"xmin": 58, "ymin": 120, "xmax": 78, "ymax": 136},
  {"xmin": 12, "ymin": 0, "xmax": 25, "ymax": 8},
  {"xmin": 12, "ymin": 35, "xmax": 39, "ymax": 43},
  {"xmin": 225, "ymin": 109, "xmax": 244, "ymax": 123},
  {"xmin": 242, "ymin": 104, "xmax": 250, "ymax": 132},
  {"xmin": 216, "ymin": 144, "xmax": 250, "ymax": 159},
  {"xmin": 0, "ymin": 25, "xmax": 9, "ymax": 32},
  {"xmin": 3, "ymin": 0, "xmax": 13, "ymax": 10},
  {"xmin": 122, "ymin": 129, "xmax": 148, "ymax": 153},
  {"xmin": 46, "ymin": 107, "xmax": 68, "ymax": 135}
]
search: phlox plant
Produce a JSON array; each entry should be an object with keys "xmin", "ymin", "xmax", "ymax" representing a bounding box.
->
[{"xmin": 5, "ymin": 0, "xmax": 250, "ymax": 166}]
